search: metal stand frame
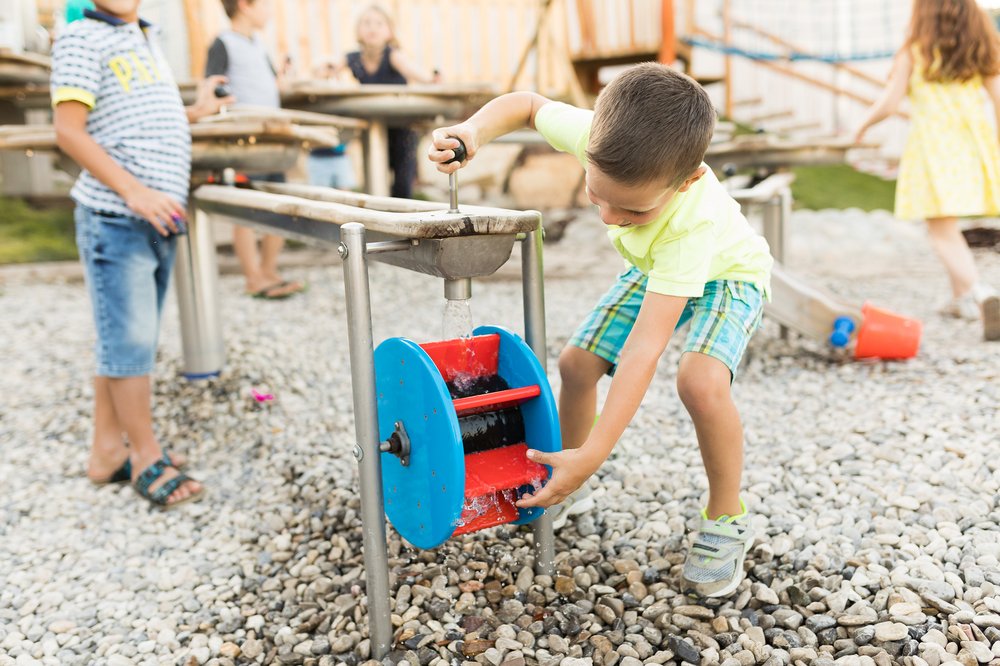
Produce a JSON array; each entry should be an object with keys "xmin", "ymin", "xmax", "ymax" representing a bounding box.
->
[
  {"xmin": 176, "ymin": 183, "xmax": 555, "ymax": 659},
  {"xmin": 339, "ymin": 224, "xmax": 555, "ymax": 658}
]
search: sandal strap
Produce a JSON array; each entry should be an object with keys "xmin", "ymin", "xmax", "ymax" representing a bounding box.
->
[
  {"xmin": 134, "ymin": 454, "xmax": 187, "ymax": 505},
  {"xmin": 148, "ymin": 473, "xmax": 192, "ymax": 505},
  {"xmin": 134, "ymin": 456, "xmax": 170, "ymax": 496}
]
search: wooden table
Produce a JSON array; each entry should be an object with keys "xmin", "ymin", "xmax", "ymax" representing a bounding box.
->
[
  {"xmin": 282, "ymin": 82, "xmax": 496, "ymax": 197},
  {"xmin": 705, "ymin": 136, "xmax": 865, "ymax": 171},
  {"xmin": 0, "ymin": 50, "xmax": 50, "ymax": 87},
  {"xmin": 0, "ymin": 108, "xmax": 365, "ymax": 180}
]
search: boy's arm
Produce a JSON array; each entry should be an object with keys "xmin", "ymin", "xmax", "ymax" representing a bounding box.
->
[
  {"xmin": 428, "ymin": 91, "xmax": 551, "ymax": 171},
  {"xmin": 517, "ymin": 292, "xmax": 687, "ymax": 509},
  {"xmin": 54, "ymin": 101, "xmax": 185, "ymax": 234},
  {"xmin": 854, "ymin": 49, "xmax": 911, "ymax": 143}
]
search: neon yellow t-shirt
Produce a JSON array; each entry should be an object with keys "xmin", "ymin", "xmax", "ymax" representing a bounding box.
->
[{"xmin": 534, "ymin": 102, "xmax": 773, "ymax": 298}]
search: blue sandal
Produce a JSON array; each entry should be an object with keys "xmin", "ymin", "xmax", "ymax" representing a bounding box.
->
[
  {"xmin": 90, "ymin": 451, "xmax": 186, "ymax": 486},
  {"xmin": 133, "ymin": 455, "xmax": 203, "ymax": 507}
]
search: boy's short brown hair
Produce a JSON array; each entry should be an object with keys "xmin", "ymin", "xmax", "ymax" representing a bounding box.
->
[
  {"xmin": 221, "ymin": 0, "xmax": 252, "ymax": 19},
  {"xmin": 587, "ymin": 63, "xmax": 715, "ymax": 189}
]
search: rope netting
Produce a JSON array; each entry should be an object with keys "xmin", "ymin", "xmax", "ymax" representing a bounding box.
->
[{"xmin": 683, "ymin": 0, "xmax": 911, "ymax": 63}]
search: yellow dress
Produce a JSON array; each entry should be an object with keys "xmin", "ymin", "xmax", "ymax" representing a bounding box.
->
[{"xmin": 895, "ymin": 51, "xmax": 1000, "ymax": 220}]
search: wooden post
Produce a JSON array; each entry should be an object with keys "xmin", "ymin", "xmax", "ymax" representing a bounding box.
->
[
  {"xmin": 722, "ymin": 0, "xmax": 732, "ymax": 118},
  {"xmin": 182, "ymin": 0, "xmax": 206, "ymax": 80},
  {"xmin": 659, "ymin": 0, "xmax": 675, "ymax": 64}
]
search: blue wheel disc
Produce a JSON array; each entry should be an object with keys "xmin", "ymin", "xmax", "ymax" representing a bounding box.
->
[{"xmin": 374, "ymin": 337, "xmax": 465, "ymax": 549}]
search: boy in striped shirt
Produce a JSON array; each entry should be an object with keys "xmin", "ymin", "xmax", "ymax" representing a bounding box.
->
[{"xmin": 52, "ymin": 0, "xmax": 232, "ymax": 507}]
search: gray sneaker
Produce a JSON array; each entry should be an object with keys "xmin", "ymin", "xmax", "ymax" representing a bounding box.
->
[
  {"xmin": 682, "ymin": 502, "xmax": 754, "ymax": 598},
  {"xmin": 547, "ymin": 484, "xmax": 596, "ymax": 530}
]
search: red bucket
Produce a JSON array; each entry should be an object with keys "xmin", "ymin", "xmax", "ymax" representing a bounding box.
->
[{"xmin": 854, "ymin": 303, "xmax": 922, "ymax": 360}]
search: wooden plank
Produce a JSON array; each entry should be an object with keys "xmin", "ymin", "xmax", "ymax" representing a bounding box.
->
[
  {"xmin": 660, "ymin": 0, "xmax": 675, "ymax": 63},
  {"xmin": 182, "ymin": 0, "xmax": 207, "ymax": 80},
  {"xmin": 297, "ymin": 0, "xmax": 313, "ymax": 74},
  {"xmin": 318, "ymin": 0, "xmax": 333, "ymax": 61},
  {"xmin": 273, "ymin": 0, "xmax": 289, "ymax": 65}
]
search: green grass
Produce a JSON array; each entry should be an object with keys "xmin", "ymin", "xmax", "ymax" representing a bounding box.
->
[
  {"xmin": 789, "ymin": 164, "xmax": 896, "ymax": 212},
  {"xmin": 0, "ymin": 197, "xmax": 77, "ymax": 264}
]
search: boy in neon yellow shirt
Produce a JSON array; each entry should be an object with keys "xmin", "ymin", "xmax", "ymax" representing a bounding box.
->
[{"xmin": 429, "ymin": 63, "xmax": 773, "ymax": 597}]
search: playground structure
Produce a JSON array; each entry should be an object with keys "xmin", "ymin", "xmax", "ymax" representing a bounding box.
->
[
  {"xmin": 182, "ymin": 179, "xmax": 558, "ymax": 659},
  {"xmin": 731, "ymin": 173, "xmax": 922, "ymax": 359},
  {"xmin": 0, "ymin": 107, "xmax": 363, "ymax": 178},
  {"xmin": 281, "ymin": 82, "xmax": 495, "ymax": 197}
]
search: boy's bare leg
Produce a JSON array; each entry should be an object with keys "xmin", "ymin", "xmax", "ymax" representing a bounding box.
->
[
  {"xmin": 926, "ymin": 217, "xmax": 979, "ymax": 298},
  {"xmin": 259, "ymin": 234, "xmax": 285, "ymax": 284},
  {"xmin": 258, "ymin": 233, "xmax": 303, "ymax": 294},
  {"xmin": 557, "ymin": 346, "xmax": 612, "ymax": 450},
  {"xmin": 106, "ymin": 375, "xmax": 201, "ymax": 503},
  {"xmin": 86, "ymin": 376, "xmax": 127, "ymax": 480},
  {"xmin": 233, "ymin": 226, "xmax": 264, "ymax": 292},
  {"xmin": 677, "ymin": 352, "xmax": 744, "ymax": 519}
]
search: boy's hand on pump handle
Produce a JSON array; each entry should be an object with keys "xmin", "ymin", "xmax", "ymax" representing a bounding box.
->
[
  {"xmin": 515, "ymin": 447, "xmax": 603, "ymax": 509},
  {"xmin": 429, "ymin": 123, "xmax": 477, "ymax": 173}
]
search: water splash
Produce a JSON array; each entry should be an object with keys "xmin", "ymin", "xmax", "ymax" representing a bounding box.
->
[{"xmin": 442, "ymin": 298, "xmax": 474, "ymax": 340}]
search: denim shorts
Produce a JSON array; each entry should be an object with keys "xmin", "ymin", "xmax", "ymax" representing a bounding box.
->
[
  {"xmin": 74, "ymin": 205, "xmax": 178, "ymax": 377},
  {"xmin": 307, "ymin": 152, "xmax": 357, "ymax": 190},
  {"xmin": 569, "ymin": 266, "xmax": 765, "ymax": 380}
]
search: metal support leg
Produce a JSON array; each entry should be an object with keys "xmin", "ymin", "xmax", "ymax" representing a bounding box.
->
[
  {"xmin": 340, "ymin": 223, "xmax": 393, "ymax": 658},
  {"xmin": 521, "ymin": 223, "xmax": 556, "ymax": 576},
  {"xmin": 175, "ymin": 206, "xmax": 225, "ymax": 378},
  {"xmin": 763, "ymin": 192, "xmax": 789, "ymax": 340}
]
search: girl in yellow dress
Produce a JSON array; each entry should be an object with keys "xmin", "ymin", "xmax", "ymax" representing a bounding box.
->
[{"xmin": 855, "ymin": 0, "xmax": 1000, "ymax": 341}]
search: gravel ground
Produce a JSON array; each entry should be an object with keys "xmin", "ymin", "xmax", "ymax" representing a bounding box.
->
[{"xmin": 1, "ymin": 208, "xmax": 998, "ymax": 666}]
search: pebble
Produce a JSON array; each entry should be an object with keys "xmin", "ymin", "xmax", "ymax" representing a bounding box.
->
[{"xmin": 2, "ymin": 208, "xmax": 999, "ymax": 666}]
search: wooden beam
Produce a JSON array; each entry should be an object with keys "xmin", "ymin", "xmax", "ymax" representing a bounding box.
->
[
  {"xmin": 730, "ymin": 18, "xmax": 887, "ymax": 88},
  {"xmin": 659, "ymin": 0, "xmax": 676, "ymax": 64},
  {"xmin": 505, "ymin": 0, "xmax": 556, "ymax": 92},
  {"xmin": 694, "ymin": 27, "xmax": 907, "ymax": 118},
  {"xmin": 182, "ymin": 0, "xmax": 207, "ymax": 80}
]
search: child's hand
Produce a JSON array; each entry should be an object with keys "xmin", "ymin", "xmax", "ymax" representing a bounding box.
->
[
  {"xmin": 124, "ymin": 185, "xmax": 186, "ymax": 236},
  {"xmin": 852, "ymin": 124, "xmax": 869, "ymax": 145},
  {"xmin": 428, "ymin": 123, "xmax": 476, "ymax": 174},
  {"xmin": 515, "ymin": 447, "xmax": 603, "ymax": 509},
  {"xmin": 193, "ymin": 75, "xmax": 236, "ymax": 118}
]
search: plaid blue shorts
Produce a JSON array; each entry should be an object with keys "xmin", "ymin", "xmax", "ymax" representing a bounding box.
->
[{"xmin": 569, "ymin": 266, "xmax": 764, "ymax": 379}]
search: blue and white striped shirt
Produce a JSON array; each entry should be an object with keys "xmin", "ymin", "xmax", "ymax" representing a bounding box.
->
[{"xmin": 50, "ymin": 9, "xmax": 191, "ymax": 216}]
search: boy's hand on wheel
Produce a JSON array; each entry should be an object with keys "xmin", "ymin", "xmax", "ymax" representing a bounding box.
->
[
  {"xmin": 515, "ymin": 447, "xmax": 601, "ymax": 509},
  {"xmin": 428, "ymin": 124, "xmax": 476, "ymax": 173}
]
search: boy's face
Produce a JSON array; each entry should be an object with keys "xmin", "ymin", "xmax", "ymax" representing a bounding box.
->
[
  {"xmin": 94, "ymin": 0, "xmax": 141, "ymax": 21},
  {"xmin": 585, "ymin": 165, "xmax": 707, "ymax": 228},
  {"xmin": 240, "ymin": 0, "xmax": 270, "ymax": 30}
]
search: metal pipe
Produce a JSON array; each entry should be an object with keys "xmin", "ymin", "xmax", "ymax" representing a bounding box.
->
[
  {"xmin": 521, "ymin": 221, "xmax": 555, "ymax": 576},
  {"xmin": 449, "ymin": 172, "xmax": 459, "ymax": 213},
  {"xmin": 444, "ymin": 277, "xmax": 472, "ymax": 301},
  {"xmin": 763, "ymin": 193, "xmax": 789, "ymax": 340},
  {"xmin": 175, "ymin": 206, "xmax": 225, "ymax": 379},
  {"xmin": 366, "ymin": 239, "xmax": 413, "ymax": 255},
  {"xmin": 339, "ymin": 223, "xmax": 393, "ymax": 658}
]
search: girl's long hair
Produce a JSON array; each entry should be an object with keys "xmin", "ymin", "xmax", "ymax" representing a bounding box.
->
[{"xmin": 907, "ymin": 0, "xmax": 1000, "ymax": 82}]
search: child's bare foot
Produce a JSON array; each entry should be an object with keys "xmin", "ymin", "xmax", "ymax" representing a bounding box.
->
[{"xmin": 130, "ymin": 448, "xmax": 202, "ymax": 507}]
